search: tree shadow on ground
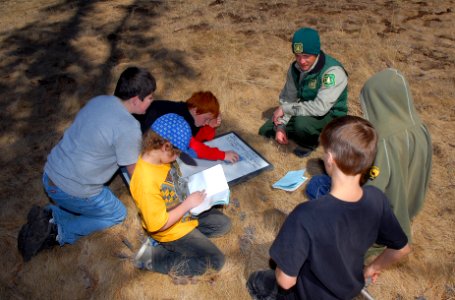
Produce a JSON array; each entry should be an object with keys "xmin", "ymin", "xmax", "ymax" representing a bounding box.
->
[
  {"xmin": 0, "ymin": 1, "xmax": 198, "ymax": 297},
  {"xmin": 0, "ymin": 0, "xmax": 197, "ymax": 206}
]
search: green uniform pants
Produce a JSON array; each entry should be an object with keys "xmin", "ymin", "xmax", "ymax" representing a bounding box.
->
[{"xmin": 258, "ymin": 114, "xmax": 336, "ymax": 148}]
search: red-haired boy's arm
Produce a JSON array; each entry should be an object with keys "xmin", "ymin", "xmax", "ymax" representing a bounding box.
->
[
  {"xmin": 189, "ymin": 137, "xmax": 225, "ymax": 161},
  {"xmin": 194, "ymin": 125, "xmax": 216, "ymax": 142}
]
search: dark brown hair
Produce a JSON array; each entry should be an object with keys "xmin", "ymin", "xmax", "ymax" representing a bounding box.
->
[
  {"xmin": 319, "ymin": 116, "xmax": 378, "ymax": 175},
  {"xmin": 186, "ymin": 91, "xmax": 220, "ymax": 117},
  {"xmin": 114, "ymin": 66, "xmax": 156, "ymax": 101},
  {"xmin": 141, "ymin": 130, "xmax": 181, "ymax": 156}
]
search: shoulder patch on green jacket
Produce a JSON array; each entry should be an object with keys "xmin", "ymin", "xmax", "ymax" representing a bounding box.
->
[
  {"xmin": 369, "ymin": 166, "xmax": 380, "ymax": 180},
  {"xmin": 323, "ymin": 73, "xmax": 335, "ymax": 87}
]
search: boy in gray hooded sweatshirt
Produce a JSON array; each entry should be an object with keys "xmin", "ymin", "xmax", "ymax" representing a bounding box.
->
[
  {"xmin": 306, "ymin": 68, "xmax": 432, "ymax": 245},
  {"xmin": 360, "ymin": 68, "xmax": 432, "ymax": 243}
]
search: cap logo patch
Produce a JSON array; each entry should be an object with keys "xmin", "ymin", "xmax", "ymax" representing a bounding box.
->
[
  {"xmin": 293, "ymin": 42, "xmax": 303, "ymax": 53},
  {"xmin": 323, "ymin": 74, "xmax": 336, "ymax": 87}
]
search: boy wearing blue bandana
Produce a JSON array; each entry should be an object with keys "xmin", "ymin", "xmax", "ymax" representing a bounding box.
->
[
  {"xmin": 130, "ymin": 113, "xmax": 231, "ymax": 276},
  {"xmin": 259, "ymin": 27, "xmax": 348, "ymax": 157}
]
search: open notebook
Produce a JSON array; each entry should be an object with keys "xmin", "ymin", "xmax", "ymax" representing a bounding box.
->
[
  {"xmin": 187, "ymin": 164, "xmax": 230, "ymax": 216},
  {"xmin": 119, "ymin": 164, "xmax": 230, "ymax": 216}
]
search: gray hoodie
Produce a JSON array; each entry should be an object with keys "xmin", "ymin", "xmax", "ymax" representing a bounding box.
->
[{"xmin": 360, "ymin": 68, "xmax": 432, "ymax": 242}]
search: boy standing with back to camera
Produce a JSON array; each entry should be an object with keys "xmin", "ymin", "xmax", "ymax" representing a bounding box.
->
[{"xmin": 247, "ymin": 116, "xmax": 411, "ymax": 299}]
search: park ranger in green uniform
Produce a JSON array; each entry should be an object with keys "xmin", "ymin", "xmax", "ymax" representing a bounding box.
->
[{"xmin": 259, "ymin": 27, "xmax": 348, "ymax": 156}]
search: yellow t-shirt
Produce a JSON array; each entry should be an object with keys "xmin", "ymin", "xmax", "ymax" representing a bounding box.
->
[{"xmin": 130, "ymin": 156, "xmax": 198, "ymax": 242}]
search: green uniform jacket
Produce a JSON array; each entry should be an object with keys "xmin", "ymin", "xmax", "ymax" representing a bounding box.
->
[
  {"xmin": 360, "ymin": 68, "xmax": 432, "ymax": 242},
  {"xmin": 291, "ymin": 52, "xmax": 348, "ymax": 117}
]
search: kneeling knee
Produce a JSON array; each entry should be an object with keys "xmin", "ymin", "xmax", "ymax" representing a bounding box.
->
[
  {"xmin": 113, "ymin": 204, "xmax": 127, "ymax": 224},
  {"xmin": 210, "ymin": 253, "xmax": 225, "ymax": 271}
]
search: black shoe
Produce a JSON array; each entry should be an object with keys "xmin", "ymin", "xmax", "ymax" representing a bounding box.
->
[
  {"xmin": 293, "ymin": 146, "xmax": 315, "ymax": 158},
  {"xmin": 18, "ymin": 205, "xmax": 58, "ymax": 261},
  {"xmin": 41, "ymin": 222, "xmax": 59, "ymax": 250}
]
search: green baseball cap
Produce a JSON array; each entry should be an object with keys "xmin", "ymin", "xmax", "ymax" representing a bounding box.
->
[{"xmin": 292, "ymin": 27, "xmax": 320, "ymax": 55}]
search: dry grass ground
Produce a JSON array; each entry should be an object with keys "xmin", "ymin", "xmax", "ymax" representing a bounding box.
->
[{"xmin": 0, "ymin": 0, "xmax": 454, "ymax": 299}]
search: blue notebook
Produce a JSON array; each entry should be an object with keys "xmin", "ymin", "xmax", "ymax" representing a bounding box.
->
[{"xmin": 272, "ymin": 169, "xmax": 307, "ymax": 192}]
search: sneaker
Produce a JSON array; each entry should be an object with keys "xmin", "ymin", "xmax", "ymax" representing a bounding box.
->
[
  {"xmin": 17, "ymin": 205, "xmax": 58, "ymax": 261},
  {"xmin": 134, "ymin": 238, "xmax": 155, "ymax": 271},
  {"xmin": 293, "ymin": 146, "xmax": 314, "ymax": 158},
  {"xmin": 41, "ymin": 220, "xmax": 59, "ymax": 250}
]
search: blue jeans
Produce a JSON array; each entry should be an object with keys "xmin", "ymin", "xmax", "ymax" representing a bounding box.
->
[
  {"xmin": 152, "ymin": 208, "xmax": 231, "ymax": 276},
  {"xmin": 305, "ymin": 174, "xmax": 331, "ymax": 201},
  {"xmin": 42, "ymin": 173, "xmax": 127, "ymax": 245}
]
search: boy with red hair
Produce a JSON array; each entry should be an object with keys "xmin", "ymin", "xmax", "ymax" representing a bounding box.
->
[{"xmin": 137, "ymin": 91, "xmax": 239, "ymax": 163}]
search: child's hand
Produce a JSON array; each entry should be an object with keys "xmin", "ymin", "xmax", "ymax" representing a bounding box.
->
[
  {"xmin": 185, "ymin": 190, "xmax": 206, "ymax": 208},
  {"xmin": 208, "ymin": 114, "xmax": 222, "ymax": 128},
  {"xmin": 224, "ymin": 151, "xmax": 240, "ymax": 163},
  {"xmin": 363, "ymin": 265, "xmax": 380, "ymax": 284}
]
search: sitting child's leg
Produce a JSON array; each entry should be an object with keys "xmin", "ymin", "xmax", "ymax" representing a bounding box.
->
[
  {"xmin": 154, "ymin": 229, "xmax": 225, "ymax": 276},
  {"xmin": 196, "ymin": 208, "xmax": 231, "ymax": 238}
]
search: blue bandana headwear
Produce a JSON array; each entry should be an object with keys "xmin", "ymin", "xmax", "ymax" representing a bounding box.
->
[{"xmin": 151, "ymin": 113, "xmax": 196, "ymax": 158}]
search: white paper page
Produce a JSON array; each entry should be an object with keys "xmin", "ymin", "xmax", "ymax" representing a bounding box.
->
[
  {"xmin": 187, "ymin": 164, "xmax": 228, "ymax": 198},
  {"xmin": 188, "ymin": 164, "xmax": 229, "ymax": 215},
  {"xmin": 178, "ymin": 132, "xmax": 271, "ymax": 183}
]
